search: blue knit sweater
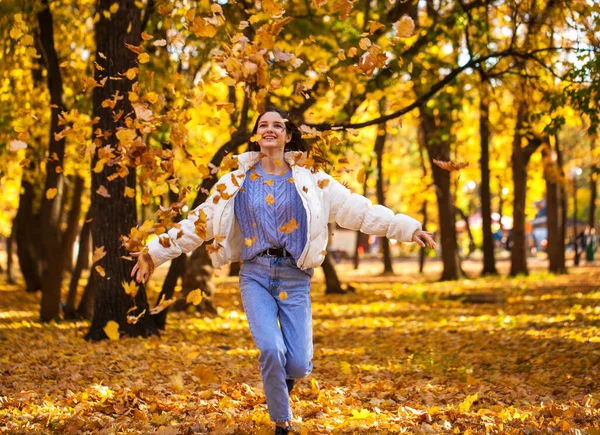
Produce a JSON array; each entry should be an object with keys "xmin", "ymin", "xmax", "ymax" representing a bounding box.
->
[{"xmin": 234, "ymin": 162, "xmax": 308, "ymax": 262}]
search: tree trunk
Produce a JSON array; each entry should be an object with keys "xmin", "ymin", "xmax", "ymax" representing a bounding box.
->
[
  {"xmin": 61, "ymin": 175, "xmax": 85, "ymax": 273},
  {"xmin": 7, "ymin": 218, "xmax": 16, "ymax": 284},
  {"xmin": 229, "ymin": 261, "xmax": 241, "ymax": 276},
  {"xmin": 353, "ymin": 166, "xmax": 370, "ymax": 270},
  {"xmin": 86, "ymin": 0, "xmax": 158, "ymax": 340},
  {"xmin": 556, "ymin": 135, "xmax": 567, "ymax": 270},
  {"xmin": 65, "ymin": 209, "xmax": 92, "ymax": 319},
  {"xmin": 323, "ymin": 252, "xmax": 344, "ymax": 294},
  {"xmin": 15, "ymin": 165, "xmax": 42, "ymax": 292},
  {"xmin": 510, "ymin": 106, "xmax": 543, "ymax": 276},
  {"xmin": 154, "ymin": 254, "xmax": 187, "ymax": 328},
  {"xmin": 419, "ymin": 200, "xmax": 428, "ymax": 273},
  {"xmin": 420, "ymin": 110, "xmax": 462, "ymax": 280},
  {"xmin": 479, "ymin": 89, "xmax": 497, "ymax": 275},
  {"xmin": 77, "ymin": 272, "xmax": 95, "ymax": 320},
  {"xmin": 179, "ymin": 248, "xmax": 217, "ymax": 314},
  {"xmin": 374, "ymin": 123, "xmax": 394, "ymax": 275},
  {"xmin": 544, "ymin": 137, "xmax": 567, "ymax": 274},
  {"xmin": 455, "ymin": 206, "xmax": 475, "ymax": 257},
  {"xmin": 38, "ymin": 0, "xmax": 68, "ymax": 321},
  {"xmin": 588, "ymin": 136, "xmax": 597, "ymax": 232}
]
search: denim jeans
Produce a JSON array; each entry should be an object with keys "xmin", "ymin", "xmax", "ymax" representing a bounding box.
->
[{"xmin": 239, "ymin": 255, "xmax": 314, "ymax": 423}]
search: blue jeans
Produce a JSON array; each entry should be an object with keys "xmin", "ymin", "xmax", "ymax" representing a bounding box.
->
[{"xmin": 239, "ymin": 255, "xmax": 314, "ymax": 423}]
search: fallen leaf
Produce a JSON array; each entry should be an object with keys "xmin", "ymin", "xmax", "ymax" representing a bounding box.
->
[{"xmin": 103, "ymin": 321, "xmax": 120, "ymax": 340}]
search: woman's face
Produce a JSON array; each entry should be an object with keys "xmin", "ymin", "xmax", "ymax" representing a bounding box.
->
[{"xmin": 256, "ymin": 111, "xmax": 291, "ymax": 152}]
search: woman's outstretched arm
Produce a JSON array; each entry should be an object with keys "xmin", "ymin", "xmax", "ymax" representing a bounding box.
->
[{"xmin": 321, "ymin": 172, "xmax": 436, "ymax": 249}]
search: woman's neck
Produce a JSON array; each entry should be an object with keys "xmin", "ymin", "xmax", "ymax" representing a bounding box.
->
[{"xmin": 259, "ymin": 149, "xmax": 289, "ymax": 175}]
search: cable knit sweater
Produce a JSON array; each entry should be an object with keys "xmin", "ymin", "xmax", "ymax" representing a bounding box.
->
[{"xmin": 234, "ymin": 162, "xmax": 307, "ymax": 262}]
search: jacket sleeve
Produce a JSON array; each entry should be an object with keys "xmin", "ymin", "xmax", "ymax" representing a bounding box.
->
[
  {"xmin": 322, "ymin": 172, "xmax": 422, "ymax": 243},
  {"xmin": 145, "ymin": 190, "xmax": 217, "ymax": 268}
]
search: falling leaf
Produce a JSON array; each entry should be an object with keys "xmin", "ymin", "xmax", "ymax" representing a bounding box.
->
[
  {"xmin": 459, "ymin": 393, "xmax": 479, "ymax": 412},
  {"xmin": 125, "ymin": 67, "xmax": 138, "ymax": 80},
  {"xmin": 245, "ymin": 236, "xmax": 256, "ymax": 247},
  {"xmin": 46, "ymin": 188, "xmax": 58, "ymax": 199},
  {"xmin": 153, "ymin": 39, "xmax": 167, "ymax": 46},
  {"xmin": 138, "ymin": 53, "xmax": 150, "ymax": 63},
  {"xmin": 92, "ymin": 246, "xmax": 106, "ymax": 264},
  {"xmin": 393, "ymin": 15, "xmax": 415, "ymax": 38},
  {"xmin": 141, "ymin": 31, "xmax": 152, "ymax": 41},
  {"xmin": 186, "ymin": 289, "xmax": 203, "ymax": 306},
  {"xmin": 369, "ymin": 20, "xmax": 385, "ymax": 34},
  {"xmin": 250, "ymin": 172, "xmax": 262, "ymax": 181},
  {"xmin": 287, "ymin": 177, "xmax": 294, "ymax": 183},
  {"xmin": 96, "ymin": 185, "xmax": 111, "ymax": 198},
  {"xmin": 103, "ymin": 321, "xmax": 120, "ymax": 340},
  {"xmin": 149, "ymin": 295, "xmax": 175, "ymax": 315},
  {"xmin": 122, "ymin": 281, "xmax": 139, "ymax": 297},
  {"xmin": 126, "ymin": 308, "xmax": 146, "ymax": 324},
  {"xmin": 357, "ymin": 168, "xmax": 366, "ymax": 184},
  {"xmin": 95, "ymin": 265, "xmax": 106, "ymax": 277},
  {"xmin": 263, "ymin": 179, "xmax": 274, "ymax": 187},
  {"xmin": 109, "ymin": 2, "xmax": 119, "ymax": 13},
  {"xmin": 9, "ymin": 140, "xmax": 27, "ymax": 151},
  {"xmin": 124, "ymin": 187, "xmax": 136, "ymax": 198},
  {"xmin": 278, "ymin": 218, "xmax": 298, "ymax": 234},
  {"xmin": 279, "ymin": 291, "xmax": 288, "ymax": 300},
  {"xmin": 265, "ymin": 193, "xmax": 275, "ymax": 206},
  {"xmin": 318, "ymin": 179, "xmax": 330, "ymax": 189},
  {"xmin": 433, "ymin": 159, "xmax": 469, "ymax": 171}
]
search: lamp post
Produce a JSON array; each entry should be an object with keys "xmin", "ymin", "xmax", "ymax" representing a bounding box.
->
[{"xmin": 570, "ymin": 167, "xmax": 582, "ymax": 266}]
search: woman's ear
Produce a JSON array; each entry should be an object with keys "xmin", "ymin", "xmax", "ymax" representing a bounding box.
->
[{"xmin": 286, "ymin": 133, "xmax": 292, "ymax": 143}]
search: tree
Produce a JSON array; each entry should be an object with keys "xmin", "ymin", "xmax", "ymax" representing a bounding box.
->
[{"xmin": 86, "ymin": 0, "xmax": 158, "ymax": 340}]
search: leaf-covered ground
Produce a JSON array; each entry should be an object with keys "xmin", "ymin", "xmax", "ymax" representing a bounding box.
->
[{"xmin": 1, "ymin": 261, "xmax": 599, "ymax": 434}]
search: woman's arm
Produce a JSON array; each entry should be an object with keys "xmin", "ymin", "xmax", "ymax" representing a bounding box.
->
[
  {"xmin": 321, "ymin": 172, "xmax": 435, "ymax": 248},
  {"xmin": 131, "ymin": 189, "xmax": 218, "ymax": 283}
]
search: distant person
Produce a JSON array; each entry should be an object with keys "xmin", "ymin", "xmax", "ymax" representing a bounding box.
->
[{"xmin": 131, "ymin": 107, "xmax": 436, "ymax": 434}]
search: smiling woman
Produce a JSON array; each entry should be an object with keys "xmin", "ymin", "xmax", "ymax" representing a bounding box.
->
[{"xmin": 132, "ymin": 106, "xmax": 435, "ymax": 434}]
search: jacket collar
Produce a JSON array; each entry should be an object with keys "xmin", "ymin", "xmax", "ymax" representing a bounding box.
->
[{"xmin": 235, "ymin": 151, "xmax": 309, "ymax": 172}]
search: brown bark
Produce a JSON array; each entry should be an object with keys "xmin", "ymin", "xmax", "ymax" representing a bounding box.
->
[
  {"xmin": 61, "ymin": 175, "xmax": 85, "ymax": 273},
  {"xmin": 323, "ymin": 252, "xmax": 344, "ymax": 294},
  {"xmin": 6, "ymin": 219, "xmax": 16, "ymax": 284},
  {"xmin": 86, "ymin": 0, "xmax": 158, "ymax": 340},
  {"xmin": 65, "ymin": 209, "xmax": 92, "ymax": 319},
  {"xmin": 544, "ymin": 137, "xmax": 567, "ymax": 274},
  {"xmin": 479, "ymin": 88, "xmax": 497, "ymax": 275},
  {"xmin": 510, "ymin": 106, "xmax": 543, "ymax": 276},
  {"xmin": 420, "ymin": 110, "xmax": 462, "ymax": 280},
  {"xmin": 374, "ymin": 122, "xmax": 394, "ymax": 275},
  {"xmin": 38, "ymin": 0, "xmax": 68, "ymax": 321},
  {"xmin": 15, "ymin": 166, "xmax": 42, "ymax": 292},
  {"xmin": 455, "ymin": 206, "xmax": 475, "ymax": 257},
  {"xmin": 353, "ymin": 165, "xmax": 370, "ymax": 270},
  {"xmin": 77, "ymin": 272, "xmax": 95, "ymax": 320},
  {"xmin": 588, "ymin": 136, "xmax": 597, "ymax": 232}
]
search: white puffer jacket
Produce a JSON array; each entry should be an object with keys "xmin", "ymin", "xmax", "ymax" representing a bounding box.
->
[{"xmin": 146, "ymin": 151, "xmax": 422, "ymax": 270}]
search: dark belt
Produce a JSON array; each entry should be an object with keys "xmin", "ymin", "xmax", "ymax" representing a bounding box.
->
[{"xmin": 260, "ymin": 247, "xmax": 291, "ymax": 257}]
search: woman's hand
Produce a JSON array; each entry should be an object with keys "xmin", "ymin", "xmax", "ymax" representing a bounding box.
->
[
  {"xmin": 412, "ymin": 229, "xmax": 436, "ymax": 249},
  {"xmin": 130, "ymin": 251, "xmax": 155, "ymax": 283}
]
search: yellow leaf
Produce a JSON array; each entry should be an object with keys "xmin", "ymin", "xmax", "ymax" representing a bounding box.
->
[
  {"xmin": 340, "ymin": 361, "xmax": 352, "ymax": 374},
  {"xmin": 45, "ymin": 188, "xmax": 58, "ymax": 199},
  {"xmin": 279, "ymin": 218, "xmax": 298, "ymax": 234},
  {"xmin": 95, "ymin": 265, "xmax": 106, "ymax": 277},
  {"xmin": 145, "ymin": 91, "xmax": 159, "ymax": 104},
  {"xmin": 109, "ymin": 2, "xmax": 119, "ymax": 13},
  {"xmin": 263, "ymin": 179, "xmax": 274, "ymax": 187},
  {"xmin": 22, "ymin": 34, "xmax": 34, "ymax": 46},
  {"xmin": 10, "ymin": 27, "xmax": 23, "ymax": 40},
  {"xmin": 350, "ymin": 408, "xmax": 375, "ymax": 420},
  {"xmin": 393, "ymin": 15, "xmax": 415, "ymax": 38},
  {"xmin": 125, "ymin": 67, "xmax": 138, "ymax": 80},
  {"xmin": 357, "ymin": 168, "xmax": 366, "ymax": 184},
  {"xmin": 250, "ymin": 133, "xmax": 262, "ymax": 142},
  {"xmin": 265, "ymin": 193, "xmax": 275, "ymax": 206},
  {"xmin": 116, "ymin": 128, "xmax": 137, "ymax": 146},
  {"xmin": 138, "ymin": 52, "xmax": 150, "ymax": 63},
  {"xmin": 122, "ymin": 281, "xmax": 139, "ymax": 297},
  {"xmin": 124, "ymin": 186, "xmax": 135, "ymax": 198},
  {"xmin": 279, "ymin": 291, "xmax": 288, "ymax": 300},
  {"xmin": 92, "ymin": 246, "xmax": 107, "ymax": 264},
  {"xmin": 103, "ymin": 321, "xmax": 120, "ymax": 340},
  {"xmin": 459, "ymin": 393, "xmax": 479, "ymax": 413},
  {"xmin": 186, "ymin": 289, "xmax": 203, "ymax": 306},
  {"xmin": 141, "ymin": 31, "xmax": 152, "ymax": 41},
  {"xmin": 250, "ymin": 172, "xmax": 262, "ymax": 181},
  {"xmin": 245, "ymin": 236, "xmax": 256, "ymax": 247}
]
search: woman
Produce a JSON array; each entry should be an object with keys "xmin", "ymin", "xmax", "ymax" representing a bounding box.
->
[{"xmin": 132, "ymin": 107, "xmax": 436, "ymax": 434}]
